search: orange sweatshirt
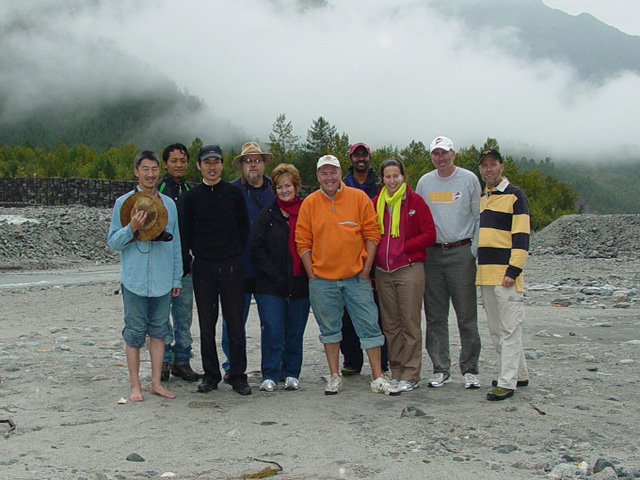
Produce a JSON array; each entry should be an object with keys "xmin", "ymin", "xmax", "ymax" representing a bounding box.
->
[{"xmin": 295, "ymin": 184, "xmax": 381, "ymax": 280}]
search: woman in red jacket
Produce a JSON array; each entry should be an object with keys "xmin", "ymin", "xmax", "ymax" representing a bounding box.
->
[{"xmin": 373, "ymin": 158, "xmax": 436, "ymax": 391}]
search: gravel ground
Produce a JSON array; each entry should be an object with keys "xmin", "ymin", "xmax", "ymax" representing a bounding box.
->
[
  {"xmin": 1, "ymin": 208, "xmax": 640, "ymax": 479},
  {"xmin": 2, "ymin": 207, "xmax": 639, "ymax": 271}
]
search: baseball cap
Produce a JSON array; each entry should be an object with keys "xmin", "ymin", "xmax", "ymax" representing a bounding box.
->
[
  {"xmin": 316, "ymin": 155, "xmax": 341, "ymax": 171},
  {"xmin": 478, "ymin": 149, "xmax": 503, "ymax": 164},
  {"xmin": 198, "ymin": 145, "xmax": 223, "ymax": 162},
  {"xmin": 429, "ymin": 136, "xmax": 454, "ymax": 153},
  {"xmin": 349, "ymin": 142, "xmax": 371, "ymax": 156}
]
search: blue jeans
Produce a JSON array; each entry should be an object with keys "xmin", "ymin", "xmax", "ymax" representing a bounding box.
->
[
  {"xmin": 255, "ymin": 293, "xmax": 310, "ymax": 381},
  {"xmin": 309, "ymin": 276, "xmax": 384, "ymax": 350},
  {"xmin": 121, "ymin": 285, "xmax": 171, "ymax": 348},
  {"xmin": 221, "ymin": 292, "xmax": 252, "ymax": 371},
  {"xmin": 163, "ymin": 274, "xmax": 194, "ymax": 364}
]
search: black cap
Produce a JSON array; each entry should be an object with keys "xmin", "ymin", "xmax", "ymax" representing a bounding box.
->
[
  {"xmin": 199, "ymin": 145, "xmax": 223, "ymax": 162},
  {"xmin": 478, "ymin": 149, "xmax": 503, "ymax": 164}
]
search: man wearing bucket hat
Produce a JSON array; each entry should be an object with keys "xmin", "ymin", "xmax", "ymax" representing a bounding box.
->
[
  {"xmin": 183, "ymin": 145, "xmax": 252, "ymax": 395},
  {"xmin": 415, "ymin": 136, "xmax": 482, "ymax": 390},
  {"xmin": 219, "ymin": 142, "xmax": 275, "ymax": 379},
  {"xmin": 295, "ymin": 155, "xmax": 401, "ymax": 396},
  {"xmin": 107, "ymin": 150, "xmax": 183, "ymax": 402},
  {"xmin": 476, "ymin": 149, "xmax": 530, "ymax": 401}
]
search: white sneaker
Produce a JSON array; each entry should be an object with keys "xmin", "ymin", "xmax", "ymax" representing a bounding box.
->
[
  {"xmin": 371, "ymin": 375, "xmax": 402, "ymax": 396},
  {"xmin": 427, "ymin": 373, "xmax": 452, "ymax": 388},
  {"xmin": 284, "ymin": 377, "xmax": 299, "ymax": 390},
  {"xmin": 464, "ymin": 373, "xmax": 481, "ymax": 389},
  {"xmin": 397, "ymin": 380, "xmax": 420, "ymax": 391},
  {"xmin": 259, "ymin": 379, "xmax": 276, "ymax": 392},
  {"xmin": 325, "ymin": 373, "xmax": 342, "ymax": 395}
]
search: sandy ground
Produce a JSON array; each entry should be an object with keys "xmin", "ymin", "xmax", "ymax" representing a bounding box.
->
[{"xmin": 1, "ymin": 254, "xmax": 640, "ymax": 480}]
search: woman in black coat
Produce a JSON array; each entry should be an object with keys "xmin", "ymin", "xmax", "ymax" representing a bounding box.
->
[{"xmin": 250, "ymin": 164, "xmax": 309, "ymax": 391}]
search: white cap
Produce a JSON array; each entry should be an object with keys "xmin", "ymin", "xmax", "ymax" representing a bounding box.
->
[
  {"xmin": 429, "ymin": 136, "xmax": 454, "ymax": 153},
  {"xmin": 316, "ymin": 154, "xmax": 341, "ymax": 170}
]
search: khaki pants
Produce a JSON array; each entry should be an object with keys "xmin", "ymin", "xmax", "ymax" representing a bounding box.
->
[
  {"xmin": 480, "ymin": 285, "xmax": 529, "ymax": 390},
  {"xmin": 376, "ymin": 264, "xmax": 425, "ymax": 383}
]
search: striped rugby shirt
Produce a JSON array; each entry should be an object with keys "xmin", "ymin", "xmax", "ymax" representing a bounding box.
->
[{"xmin": 476, "ymin": 177, "xmax": 530, "ymax": 292}]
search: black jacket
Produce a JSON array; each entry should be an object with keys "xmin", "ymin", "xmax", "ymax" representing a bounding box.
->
[
  {"xmin": 183, "ymin": 181, "xmax": 249, "ymax": 262},
  {"xmin": 250, "ymin": 200, "xmax": 309, "ymax": 299},
  {"xmin": 157, "ymin": 174, "xmax": 192, "ymax": 276}
]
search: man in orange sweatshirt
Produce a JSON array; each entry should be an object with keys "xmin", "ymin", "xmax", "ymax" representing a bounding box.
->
[{"xmin": 296, "ymin": 155, "xmax": 401, "ymax": 396}]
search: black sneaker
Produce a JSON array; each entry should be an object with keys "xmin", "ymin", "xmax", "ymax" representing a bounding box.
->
[
  {"xmin": 161, "ymin": 362, "xmax": 171, "ymax": 381},
  {"xmin": 232, "ymin": 380, "xmax": 252, "ymax": 396},
  {"xmin": 197, "ymin": 378, "xmax": 218, "ymax": 393},
  {"xmin": 341, "ymin": 366, "xmax": 361, "ymax": 376},
  {"xmin": 486, "ymin": 387, "xmax": 514, "ymax": 401}
]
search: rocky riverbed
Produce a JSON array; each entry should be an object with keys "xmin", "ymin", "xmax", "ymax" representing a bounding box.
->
[{"xmin": 1, "ymin": 208, "xmax": 640, "ymax": 479}]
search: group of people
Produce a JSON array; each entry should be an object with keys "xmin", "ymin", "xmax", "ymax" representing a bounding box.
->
[{"xmin": 107, "ymin": 135, "xmax": 531, "ymax": 403}]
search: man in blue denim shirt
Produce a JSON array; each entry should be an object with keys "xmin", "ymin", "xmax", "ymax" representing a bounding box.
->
[{"xmin": 108, "ymin": 150, "xmax": 183, "ymax": 402}]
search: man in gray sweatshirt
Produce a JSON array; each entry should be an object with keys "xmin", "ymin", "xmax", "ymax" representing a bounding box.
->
[{"xmin": 415, "ymin": 136, "xmax": 482, "ymax": 390}]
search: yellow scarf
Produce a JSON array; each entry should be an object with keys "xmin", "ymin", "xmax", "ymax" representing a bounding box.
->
[{"xmin": 377, "ymin": 183, "xmax": 407, "ymax": 238}]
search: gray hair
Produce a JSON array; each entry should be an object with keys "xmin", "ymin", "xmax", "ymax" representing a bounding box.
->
[{"xmin": 134, "ymin": 150, "xmax": 160, "ymax": 169}]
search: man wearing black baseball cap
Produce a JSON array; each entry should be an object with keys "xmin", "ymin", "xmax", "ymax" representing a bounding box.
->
[
  {"xmin": 182, "ymin": 145, "xmax": 252, "ymax": 395},
  {"xmin": 476, "ymin": 149, "xmax": 531, "ymax": 401}
]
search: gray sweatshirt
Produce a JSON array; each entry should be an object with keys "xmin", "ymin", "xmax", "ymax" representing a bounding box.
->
[{"xmin": 415, "ymin": 166, "xmax": 481, "ymax": 256}]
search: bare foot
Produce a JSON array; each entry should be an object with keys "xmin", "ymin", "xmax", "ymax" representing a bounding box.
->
[
  {"xmin": 129, "ymin": 387, "xmax": 144, "ymax": 402},
  {"xmin": 150, "ymin": 383, "xmax": 176, "ymax": 399}
]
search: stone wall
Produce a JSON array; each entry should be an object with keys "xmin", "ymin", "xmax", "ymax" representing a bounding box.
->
[
  {"xmin": 0, "ymin": 177, "xmax": 319, "ymax": 207},
  {"xmin": 0, "ymin": 178, "xmax": 138, "ymax": 207}
]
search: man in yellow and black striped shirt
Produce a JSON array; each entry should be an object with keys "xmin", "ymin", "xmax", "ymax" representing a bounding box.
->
[{"xmin": 476, "ymin": 149, "xmax": 530, "ymax": 401}]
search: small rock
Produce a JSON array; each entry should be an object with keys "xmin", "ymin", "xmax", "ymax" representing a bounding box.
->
[
  {"xmin": 536, "ymin": 330, "xmax": 552, "ymax": 337},
  {"xmin": 591, "ymin": 466, "xmax": 618, "ymax": 480},
  {"xmin": 574, "ymin": 405, "xmax": 590, "ymax": 411},
  {"xmin": 90, "ymin": 473, "xmax": 109, "ymax": 480},
  {"xmin": 525, "ymin": 351, "xmax": 538, "ymax": 360},
  {"xmin": 493, "ymin": 444, "xmax": 518, "ymax": 454},
  {"xmin": 592, "ymin": 322, "xmax": 612, "ymax": 327},
  {"xmin": 619, "ymin": 359, "xmax": 634, "ymax": 364},
  {"xmin": 613, "ymin": 302, "xmax": 631, "ymax": 308},
  {"xmin": 624, "ymin": 340, "xmax": 640, "ymax": 346},
  {"xmin": 401, "ymin": 406, "xmax": 427, "ymax": 417},
  {"xmin": 583, "ymin": 354, "xmax": 596, "ymax": 362},
  {"xmin": 126, "ymin": 453, "xmax": 145, "ymax": 462},
  {"xmin": 549, "ymin": 462, "xmax": 580, "ymax": 479},
  {"xmin": 58, "ymin": 344, "xmax": 71, "ymax": 351},
  {"xmin": 593, "ymin": 458, "xmax": 617, "ymax": 474}
]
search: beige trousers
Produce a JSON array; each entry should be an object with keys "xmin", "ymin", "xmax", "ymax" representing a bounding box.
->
[
  {"xmin": 376, "ymin": 264, "xmax": 425, "ymax": 383},
  {"xmin": 480, "ymin": 285, "xmax": 529, "ymax": 390}
]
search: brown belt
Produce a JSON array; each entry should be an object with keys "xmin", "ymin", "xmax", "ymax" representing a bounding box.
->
[{"xmin": 432, "ymin": 238, "xmax": 471, "ymax": 249}]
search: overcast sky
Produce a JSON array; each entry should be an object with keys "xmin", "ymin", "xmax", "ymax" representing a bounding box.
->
[{"xmin": 2, "ymin": 0, "xmax": 639, "ymax": 161}]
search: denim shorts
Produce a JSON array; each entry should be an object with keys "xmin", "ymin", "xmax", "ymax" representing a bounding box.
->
[
  {"xmin": 121, "ymin": 284, "xmax": 171, "ymax": 348},
  {"xmin": 309, "ymin": 276, "xmax": 384, "ymax": 350}
]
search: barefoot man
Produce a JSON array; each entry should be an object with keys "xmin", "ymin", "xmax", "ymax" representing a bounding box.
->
[{"xmin": 108, "ymin": 150, "xmax": 183, "ymax": 401}]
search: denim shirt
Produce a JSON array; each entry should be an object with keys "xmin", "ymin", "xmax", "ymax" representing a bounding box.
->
[{"xmin": 107, "ymin": 190, "xmax": 183, "ymax": 297}]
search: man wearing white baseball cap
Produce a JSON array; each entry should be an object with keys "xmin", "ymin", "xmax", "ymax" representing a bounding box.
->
[
  {"xmin": 415, "ymin": 136, "xmax": 482, "ymax": 390},
  {"xmin": 295, "ymin": 155, "xmax": 401, "ymax": 396}
]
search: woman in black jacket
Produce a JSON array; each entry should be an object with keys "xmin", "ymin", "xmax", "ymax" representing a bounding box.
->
[{"xmin": 250, "ymin": 164, "xmax": 309, "ymax": 391}]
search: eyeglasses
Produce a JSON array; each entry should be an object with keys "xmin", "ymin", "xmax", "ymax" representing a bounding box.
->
[{"xmin": 243, "ymin": 158, "xmax": 263, "ymax": 164}]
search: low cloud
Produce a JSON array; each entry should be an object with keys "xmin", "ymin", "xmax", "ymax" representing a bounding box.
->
[{"xmin": 2, "ymin": 0, "xmax": 638, "ymax": 160}]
